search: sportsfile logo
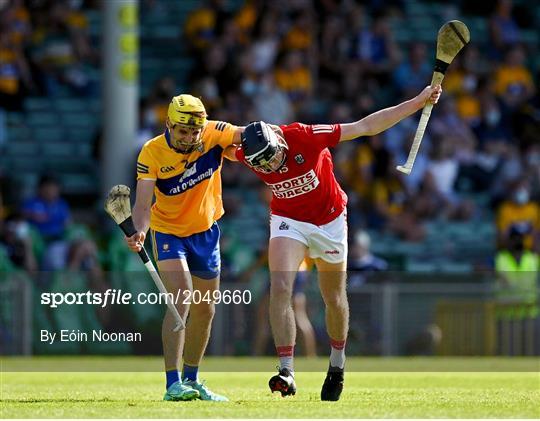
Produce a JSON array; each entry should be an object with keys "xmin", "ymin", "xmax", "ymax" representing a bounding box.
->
[{"xmin": 267, "ymin": 170, "xmax": 319, "ymax": 199}]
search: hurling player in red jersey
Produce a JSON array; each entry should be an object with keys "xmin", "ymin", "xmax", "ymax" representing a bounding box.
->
[{"xmin": 235, "ymin": 84, "xmax": 442, "ymax": 400}]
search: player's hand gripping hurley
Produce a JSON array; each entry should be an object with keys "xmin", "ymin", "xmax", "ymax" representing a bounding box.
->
[
  {"xmin": 396, "ymin": 20, "xmax": 470, "ymax": 175},
  {"xmin": 104, "ymin": 185, "xmax": 185, "ymax": 331}
]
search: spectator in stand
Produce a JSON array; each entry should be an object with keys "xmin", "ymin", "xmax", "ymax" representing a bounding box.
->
[
  {"xmin": 22, "ymin": 175, "xmax": 70, "ymax": 245},
  {"xmin": 0, "ymin": 212, "xmax": 37, "ymax": 272},
  {"xmin": 0, "ymin": 23, "xmax": 34, "ymax": 110},
  {"xmin": 282, "ymin": 9, "xmax": 316, "ymax": 53},
  {"xmin": 29, "ymin": 3, "xmax": 95, "ymax": 96},
  {"xmin": 429, "ymin": 97, "xmax": 486, "ymax": 192},
  {"xmin": 413, "ymin": 170, "xmax": 448, "ymax": 221},
  {"xmin": 347, "ymin": 230, "xmax": 388, "ymax": 287},
  {"xmin": 248, "ymin": 14, "xmax": 280, "ymax": 74},
  {"xmin": 253, "ymin": 72, "xmax": 295, "ymax": 124},
  {"xmin": 145, "ymin": 76, "xmax": 177, "ymax": 129},
  {"xmin": 443, "ymin": 46, "xmax": 484, "ymax": 126},
  {"xmin": 514, "ymin": 72, "xmax": 540, "ymax": 145},
  {"xmin": 430, "ymin": 97, "xmax": 479, "ymax": 149},
  {"xmin": 191, "ymin": 42, "xmax": 241, "ymax": 114},
  {"xmin": 183, "ymin": 0, "xmax": 230, "ymax": 55},
  {"xmin": 474, "ymin": 94, "xmax": 513, "ymax": 146},
  {"xmin": 488, "ymin": 0, "xmax": 521, "ymax": 59},
  {"xmin": 494, "ymin": 45, "xmax": 535, "ymax": 108},
  {"xmin": 343, "ymin": 134, "xmax": 380, "ymax": 209},
  {"xmin": 496, "ymin": 178, "xmax": 540, "ymax": 251},
  {"xmin": 21, "ymin": 174, "xmax": 103, "ymax": 276},
  {"xmin": 369, "ymin": 146, "xmax": 425, "ymax": 241},
  {"xmin": 2, "ymin": 0, "xmax": 31, "ymax": 46},
  {"xmin": 20, "ymin": 175, "xmax": 108, "ymax": 327},
  {"xmin": 63, "ymin": 0, "xmax": 97, "ymax": 64},
  {"xmin": 351, "ymin": 13, "xmax": 399, "ymax": 84},
  {"xmin": 489, "ymin": 144, "xmax": 523, "ymax": 201},
  {"xmin": 232, "ymin": 0, "xmax": 258, "ymax": 45},
  {"xmin": 393, "ymin": 42, "xmax": 431, "ymax": 98},
  {"xmin": 495, "ymin": 224, "xmax": 539, "ymax": 305},
  {"xmin": 274, "ymin": 50, "xmax": 313, "ymax": 111},
  {"xmin": 424, "ymin": 136, "xmax": 474, "ymax": 220},
  {"xmin": 318, "ymin": 13, "xmax": 351, "ymax": 98}
]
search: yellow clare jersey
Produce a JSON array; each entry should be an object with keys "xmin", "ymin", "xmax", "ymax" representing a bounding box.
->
[
  {"xmin": 494, "ymin": 65, "xmax": 534, "ymax": 96},
  {"xmin": 137, "ymin": 120, "xmax": 237, "ymax": 237},
  {"xmin": 497, "ymin": 201, "xmax": 540, "ymax": 250},
  {"xmin": 0, "ymin": 47, "xmax": 19, "ymax": 94}
]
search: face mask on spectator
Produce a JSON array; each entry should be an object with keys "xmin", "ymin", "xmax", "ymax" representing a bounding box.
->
[
  {"xmin": 6, "ymin": 221, "xmax": 29, "ymax": 240},
  {"xmin": 144, "ymin": 109, "xmax": 158, "ymax": 128},
  {"xmin": 485, "ymin": 109, "xmax": 501, "ymax": 126},
  {"xmin": 463, "ymin": 75, "xmax": 477, "ymax": 92},
  {"xmin": 241, "ymin": 79, "xmax": 258, "ymax": 96},
  {"xmin": 514, "ymin": 188, "xmax": 529, "ymax": 205}
]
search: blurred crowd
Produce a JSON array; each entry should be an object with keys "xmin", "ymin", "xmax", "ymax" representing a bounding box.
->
[
  {"xmin": 0, "ymin": 0, "xmax": 106, "ymax": 300},
  {"xmin": 0, "ymin": 0, "xmax": 99, "ymax": 109},
  {"xmin": 1, "ymin": 0, "xmax": 539, "ymax": 280},
  {"xmin": 138, "ymin": 0, "xmax": 539, "ymax": 253}
]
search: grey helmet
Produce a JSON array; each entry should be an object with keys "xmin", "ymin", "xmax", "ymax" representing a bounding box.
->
[{"xmin": 241, "ymin": 121, "xmax": 286, "ymax": 171}]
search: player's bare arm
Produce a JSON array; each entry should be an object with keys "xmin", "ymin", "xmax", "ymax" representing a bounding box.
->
[
  {"xmin": 225, "ymin": 127, "xmax": 247, "ymax": 160},
  {"xmin": 231, "ymin": 126, "xmax": 245, "ymax": 144},
  {"xmin": 223, "ymin": 145, "xmax": 239, "ymax": 161},
  {"xmin": 339, "ymin": 85, "xmax": 442, "ymax": 142},
  {"xmin": 126, "ymin": 179, "xmax": 155, "ymax": 252}
]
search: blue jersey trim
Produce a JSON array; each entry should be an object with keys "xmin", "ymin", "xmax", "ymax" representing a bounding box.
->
[
  {"xmin": 164, "ymin": 128, "xmax": 172, "ymax": 149},
  {"xmin": 156, "ymin": 145, "xmax": 223, "ymax": 196}
]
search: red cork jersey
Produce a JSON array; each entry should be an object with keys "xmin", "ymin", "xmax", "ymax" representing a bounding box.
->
[{"xmin": 236, "ymin": 122, "xmax": 347, "ymax": 225}]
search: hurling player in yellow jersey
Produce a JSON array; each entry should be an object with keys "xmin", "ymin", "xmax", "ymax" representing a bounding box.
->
[{"xmin": 126, "ymin": 94, "xmax": 242, "ymax": 402}]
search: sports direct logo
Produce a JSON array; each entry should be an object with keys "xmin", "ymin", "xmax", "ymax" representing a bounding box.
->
[{"xmin": 267, "ymin": 170, "xmax": 319, "ymax": 199}]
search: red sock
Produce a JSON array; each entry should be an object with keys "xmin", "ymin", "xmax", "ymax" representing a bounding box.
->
[
  {"xmin": 330, "ymin": 338, "xmax": 346, "ymax": 350},
  {"xmin": 276, "ymin": 345, "xmax": 294, "ymax": 372}
]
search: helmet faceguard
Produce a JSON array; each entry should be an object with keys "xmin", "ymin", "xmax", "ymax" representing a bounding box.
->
[
  {"xmin": 241, "ymin": 121, "xmax": 287, "ymax": 172},
  {"xmin": 166, "ymin": 94, "xmax": 207, "ymax": 154}
]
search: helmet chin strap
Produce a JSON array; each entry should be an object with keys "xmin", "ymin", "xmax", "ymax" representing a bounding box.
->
[
  {"xmin": 273, "ymin": 150, "xmax": 287, "ymax": 172},
  {"xmin": 172, "ymin": 144, "xmax": 195, "ymax": 154}
]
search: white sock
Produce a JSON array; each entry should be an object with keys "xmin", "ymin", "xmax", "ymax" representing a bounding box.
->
[
  {"xmin": 276, "ymin": 345, "xmax": 294, "ymax": 373},
  {"xmin": 329, "ymin": 339, "xmax": 346, "ymax": 369},
  {"xmin": 279, "ymin": 356, "xmax": 294, "ymax": 374}
]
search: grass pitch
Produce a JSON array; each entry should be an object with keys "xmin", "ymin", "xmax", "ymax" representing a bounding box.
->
[{"xmin": 1, "ymin": 357, "xmax": 539, "ymax": 418}]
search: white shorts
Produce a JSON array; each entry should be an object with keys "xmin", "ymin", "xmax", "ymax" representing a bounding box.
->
[{"xmin": 269, "ymin": 211, "xmax": 348, "ymax": 264}]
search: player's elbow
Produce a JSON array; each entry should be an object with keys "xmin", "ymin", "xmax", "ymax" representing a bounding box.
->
[
  {"xmin": 360, "ymin": 120, "xmax": 380, "ymax": 137},
  {"xmin": 132, "ymin": 202, "xmax": 151, "ymax": 218},
  {"xmin": 340, "ymin": 121, "xmax": 373, "ymax": 141}
]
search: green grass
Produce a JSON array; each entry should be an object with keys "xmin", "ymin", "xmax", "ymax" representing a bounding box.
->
[{"xmin": 1, "ymin": 357, "xmax": 539, "ymax": 418}]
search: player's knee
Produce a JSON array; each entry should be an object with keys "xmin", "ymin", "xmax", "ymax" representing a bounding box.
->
[
  {"xmin": 190, "ymin": 302, "xmax": 216, "ymax": 322},
  {"xmin": 270, "ymin": 276, "xmax": 294, "ymax": 297},
  {"xmin": 323, "ymin": 292, "xmax": 348, "ymax": 311}
]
